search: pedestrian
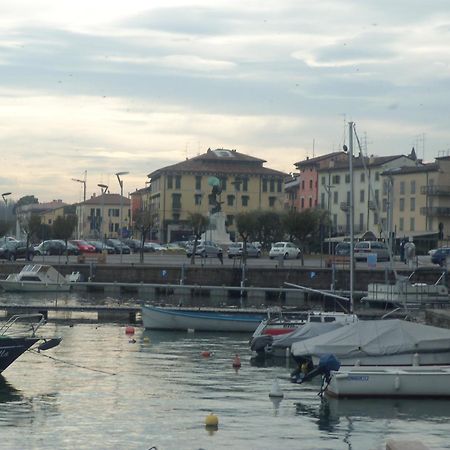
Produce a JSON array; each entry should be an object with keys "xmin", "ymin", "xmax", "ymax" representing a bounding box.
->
[{"xmin": 217, "ymin": 251, "xmax": 223, "ymax": 265}]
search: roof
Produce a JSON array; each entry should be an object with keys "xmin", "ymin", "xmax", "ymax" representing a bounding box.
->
[
  {"xmin": 381, "ymin": 162, "xmax": 439, "ymax": 176},
  {"xmin": 148, "ymin": 148, "xmax": 287, "ymax": 178},
  {"xmin": 294, "ymin": 151, "xmax": 346, "ymax": 167},
  {"xmin": 317, "ymin": 154, "xmax": 416, "ymax": 172},
  {"xmin": 83, "ymin": 193, "xmax": 130, "ymax": 206}
]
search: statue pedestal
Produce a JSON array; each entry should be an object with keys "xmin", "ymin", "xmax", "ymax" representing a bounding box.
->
[{"xmin": 202, "ymin": 212, "xmax": 231, "ymax": 245}]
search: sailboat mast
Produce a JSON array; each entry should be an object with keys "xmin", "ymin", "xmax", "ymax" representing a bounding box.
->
[{"xmin": 349, "ymin": 121, "xmax": 355, "ymax": 314}]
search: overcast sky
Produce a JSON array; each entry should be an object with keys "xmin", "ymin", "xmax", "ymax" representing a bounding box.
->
[{"xmin": 1, "ymin": 0, "xmax": 449, "ymax": 203}]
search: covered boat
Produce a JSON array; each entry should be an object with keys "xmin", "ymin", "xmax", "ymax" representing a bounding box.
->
[
  {"xmin": 0, "ymin": 264, "xmax": 80, "ymax": 292},
  {"xmin": 142, "ymin": 305, "xmax": 267, "ymax": 332},
  {"xmin": 291, "ymin": 319, "xmax": 450, "ymax": 366}
]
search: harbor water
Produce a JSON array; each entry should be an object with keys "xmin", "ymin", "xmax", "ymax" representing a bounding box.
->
[{"xmin": 1, "ymin": 292, "xmax": 450, "ymax": 449}]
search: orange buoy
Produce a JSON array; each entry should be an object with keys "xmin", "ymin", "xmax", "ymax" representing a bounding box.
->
[
  {"xmin": 232, "ymin": 354, "xmax": 241, "ymax": 368},
  {"xmin": 201, "ymin": 350, "xmax": 212, "ymax": 358},
  {"xmin": 125, "ymin": 326, "xmax": 135, "ymax": 335}
]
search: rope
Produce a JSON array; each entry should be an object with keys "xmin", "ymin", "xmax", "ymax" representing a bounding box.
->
[{"xmin": 28, "ymin": 349, "xmax": 117, "ymax": 376}]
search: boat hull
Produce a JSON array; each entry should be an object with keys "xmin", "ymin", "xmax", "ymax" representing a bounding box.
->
[
  {"xmin": 0, "ymin": 337, "xmax": 39, "ymax": 373},
  {"xmin": 327, "ymin": 366, "xmax": 450, "ymax": 398},
  {"xmin": 0, "ymin": 281, "xmax": 71, "ymax": 292},
  {"xmin": 142, "ymin": 305, "xmax": 265, "ymax": 332}
]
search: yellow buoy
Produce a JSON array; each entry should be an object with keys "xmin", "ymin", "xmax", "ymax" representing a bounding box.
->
[
  {"xmin": 205, "ymin": 412, "xmax": 219, "ymax": 428},
  {"xmin": 143, "ymin": 336, "xmax": 150, "ymax": 343}
]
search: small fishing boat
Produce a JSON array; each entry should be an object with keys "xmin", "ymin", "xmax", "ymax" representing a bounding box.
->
[
  {"xmin": 0, "ymin": 313, "xmax": 62, "ymax": 374},
  {"xmin": 141, "ymin": 305, "xmax": 267, "ymax": 332},
  {"xmin": 0, "ymin": 264, "xmax": 80, "ymax": 292},
  {"xmin": 326, "ymin": 366, "xmax": 450, "ymax": 398}
]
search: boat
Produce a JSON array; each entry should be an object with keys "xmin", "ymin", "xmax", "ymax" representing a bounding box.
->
[
  {"xmin": 141, "ymin": 305, "xmax": 267, "ymax": 332},
  {"xmin": 326, "ymin": 365, "xmax": 450, "ymax": 398},
  {"xmin": 0, "ymin": 313, "xmax": 61, "ymax": 374},
  {"xmin": 0, "ymin": 264, "xmax": 80, "ymax": 292},
  {"xmin": 361, "ymin": 268, "xmax": 449, "ymax": 307},
  {"xmin": 250, "ymin": 321, "xmax": 347, "ymax": 358},
  {"xmin": 251, "ymin": 308, "xmax": 358, "ymax": 338},
  {"xmin": 291, "ymin": 319, "xmax": 450, "ymax": 367}
]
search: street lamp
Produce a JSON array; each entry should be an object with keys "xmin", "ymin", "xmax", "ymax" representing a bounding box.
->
[
  {"xmin": 97, "ymin": 184, "xmax": 108, "ymax": 241},
  {"xmin": 2, "ymin": 192, "xmax": 11, "ymax": 224},
  {"xmin": 72, "ymin": 178, "xmax": 86, "ymax": 238},
  {"xmin": 115, "ymin": 171, "xmax": 129, "ymax": 263}
]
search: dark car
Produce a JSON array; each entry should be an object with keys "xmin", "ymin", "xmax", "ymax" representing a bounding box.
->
[
  {"xmin": 123, "ymin": 239, "xmax": 143, "ymax": 253},
  {"xmin": 87, "ymin": 240, "xmax": 116, "ymax": 254},
  {"xmin": 106, "ymin": 239, "xmax": 131, "ymax": 254},
  {"xmin": 431, "ymin": 247, "xmax": 450, "ymax": 266},
  {"xmin": 0, "ymin": 240, "xmax": 35, "ymax": 261},
  {"xmin": 34, "ymin": 240, "xmax": 80, "ymax": 256}
]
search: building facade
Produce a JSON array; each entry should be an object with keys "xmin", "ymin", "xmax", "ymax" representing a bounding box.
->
[{"xmin": 147, "ymin": 148, "xmax": 287, "ymax": 242}]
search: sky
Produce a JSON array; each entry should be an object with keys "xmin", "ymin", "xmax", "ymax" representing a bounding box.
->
[{"xmin": 1, "ymin": 0, "xmax": 449, "ymax": 204}]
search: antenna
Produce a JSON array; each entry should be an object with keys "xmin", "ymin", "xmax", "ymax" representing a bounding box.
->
[{"xmin": 312, "ymin": 138, "xmax": 315, "ymax": 157}]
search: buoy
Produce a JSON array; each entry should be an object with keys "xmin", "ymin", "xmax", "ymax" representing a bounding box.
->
[
  {"xmin": 125, "ymin": 326, "xmax": 135, "ymax": 335},
  {"xmin": 269, "ymin": 378, "xmax": 284, "ymax": 398},
  {"xmin": 143, "ymin": 336, "xmax": 150, "ymax": 343},
  {"xmin": 201, "ymin": 350, "xmax": 212, "ymax": 358},
  {"xmin": 205, "ymin": 412, "xmax": 219, "ymax": 428},
  {"xmin": 128, "ymin": 338, "xmax": 136, "ymax": 343},
  {"xmin": 232, "ymin": 354, "xmax": 241, "ymax": 368}
]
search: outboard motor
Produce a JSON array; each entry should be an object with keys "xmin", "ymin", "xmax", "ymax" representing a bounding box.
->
[
  {"xmin": 291, "ymin": 354, "xmax": 341, "ymax": 385},
  {"xmin": 250, "ymin": 334, "xmax": 273, "ymax": 355}
]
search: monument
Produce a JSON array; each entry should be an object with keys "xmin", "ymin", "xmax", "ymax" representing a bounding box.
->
[{"xmin": 201, "ymin": 177, "xmax": 232, "ymax": 245}]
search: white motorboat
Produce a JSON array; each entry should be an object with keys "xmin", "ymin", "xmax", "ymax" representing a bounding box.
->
[
  {"xmin": 361, "ymin": 269, "xmax": 449, "ymax": 307},
  {"xmin": 291, "ymin": 319, "xmax": 450, "ymax": 367},
  {"xmin": 326, "ymin": 365, "xmax": 450, "ymax": 398},
  {"xmin": 0, "ymin": 264, "xmax": 80, "ymax": 292},
  {"xmin": 141, "ymin": 304, "xmax": 267, "ymax": 332}
]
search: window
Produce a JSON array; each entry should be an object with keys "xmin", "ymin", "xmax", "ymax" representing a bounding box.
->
[
  {"xmin": 167, "ymin": 175, "xmax": 173, "ymax": 189},
  {"xmin": 227, "ymin": 195, "xmax": 234, "ymax": 206},
  {"xmin": 399, "ymin": 217, "xmax": 404, "ymax": 231},
  {"xmin": 301, "ymin": 180, "xmax": 305, "ymax": 190},
  {"xmin": 383, "ymin": 180, "xmax": 388, "ymax": 195},
  {"xmin": 333, "ymin": 191, "xmax": 338, "ymax": 204},
  {"xmin": 375, "ymin": 189, "xmax": 379, "ymax": 201},
  {"xmin": 399, "ymin": 198, "xmax": 405, "ymax": 212},
  {"xmin": 220, "ymin": 177, "xmax": 227, "ymax": 191},
  {"xmin": 233, "ymin": 178, "xmax": 241, "ymax": 191},
  {"xmin": 226, "ymin": 215, "xmax": 234, "ymax": 226},
  {"xmin": 360, "ymin": 190, "xmax": 365, "ymax": 203},
  {"xmin": 309, "ymin": 179, "xmax": 313, "ymax": 189},
  {"xmin": 375, "ymin": 172, "xmax": 380, "ymax": 181},
  {"xmin": 108, "ymin": 208, "xmax": 119, "ymax": 217},
  {"xmin": 195, "ymin": 176, "xmax": 202, "ymax": 190},
  {"xmin": 175, "ymin": 175, "xmax": 181, "ymax": 189},
  {"xmin": 321, "ymin": 193, "xmax": 325, "ymax": 207},
  {"xmin": 382, "ymin": 198, "xmax": 387, "ymax": 212},
  {"xmin": 242, "ymin": 178, "xmax": 248, "ymax": 192},
  {"xmin": 410, "ymin": 197, "xmax": 415, "ymax": 212},
  {"xmin": 400, "ymin": 181, "xmax": 405, "ymax": 195},
  {"xmin": 360, "ymin": 173, "xmax": 365, "ymax": 183},
  {"xmin": 172, "ymin": 193, "xmax": 181, "ymax": 209},
  {"xmin": 308, "ymin": 197, "xmax": 312, "ymax": 208},
  {"xmin": 242, "ymin": 195, "xmax": 249, "ymax": 207},
  {"xmin": 277, "ymin": 180, "xmax": 282, "ymax": 192},
  {"xmin": 373, "ymin": 212, "xmax": 379, "ymax": 224},
  {"xmin": 270, "ymin": 180, "xmax": 275, "ymax": 192},
  {"xmin": 173, "ymin": 213, "xmax": 180, "ymax": 222},
  {"xmin": 321, "ymin": 176, "xmax": 326, "ymax": 186},
  {"xmin": 301, "ymin": 197, "xmax": 304, "ymax": 208},
  {"xmin": 411, "ymin": 180, "xmax": 416, "ymax": 194},
  {"xmin": 194, "ymin": 194, "xmax": 202, "ymax": 206},
  {"xmin": 332, "ymin": 175, "xmax": 341, "ymax": 184},
  {"xmin": 269, "ymin": 196, "xmax": 276, "ymax": 207},
  {"xmin": 359, "ymin": 213, "xmax": 364, "ymax": 231},
  {"xmin": 410, "ymin": 217, "xmax": 415, "ymax": 231},
  {"xmin": 347, "ymin": 191, "xmax": 350, "ymax": 203},
  {"xmin": 345, "ymin": 174, "xmax": 350, "ymax": 183},
  {"xmin": 262, "ymin": 179, "xmax": 267, "ymax": 192}
]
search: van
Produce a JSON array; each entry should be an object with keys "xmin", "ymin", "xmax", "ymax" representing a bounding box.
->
[{"xmin": 354, "ymin": 241, "xmax": 389, "ymax": 262}]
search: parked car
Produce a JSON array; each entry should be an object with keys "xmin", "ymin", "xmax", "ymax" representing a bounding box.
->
[
  {"xmin": 325, "ymin": 242, "xmax": 351, "ymax": 267},
  {"xmin": 227, "ymin": 242, "xmax": 261, "ymax": 259},
  {"xmin": 269, "ymin": 242, "xmax": 301, "ymax": 259},
  {"xmin": 70, "ymin": 240, "xmax": 96, "ymax": 253},
  {"xmin": 34, "ymin": 240, "xmax": 80, "ymax": 256},
  {"xmin": 87, "ymin": 240, "xmax": 116, "ymax": 254},
  {"xmin": 354, "ymin": 241, "xmax": 389, "ymax": 262},
  {"xmin": 105, "ymin": 239, "xmax": 131, "ymax": 254},
  {"xmin": 431, "ymin": 247, "xmax": 450, "ymax": 266},
  {"xmin": 123, "ymin": 239, "xmax": 143, "ymax": 253},
  {"xmin": 144, "ymin": 242, "xmax": 167, "ymax": 252},
  {"xmin": 0, "ymin": 240, "xmax": 35, "ymax": 261},
  {"xmin": 185, "ymin": 240, "xmax": 222, "ymax": 258}
]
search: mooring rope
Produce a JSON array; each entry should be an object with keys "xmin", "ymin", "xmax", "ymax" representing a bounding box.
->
[{"xmin": 28, "ymin": 349, "xmax": 117, "ymax": 376}]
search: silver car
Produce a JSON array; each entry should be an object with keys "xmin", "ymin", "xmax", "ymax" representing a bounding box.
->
[
  {"xmin": 185, "ymin": 240, "xmax": 222, "ymax": 258},
  {"xmin": 269, "ymin": 242, "xmax": 301, "ymax": 259},
  {"xmin": 227, "ymin": 242, "xmax": 261, "ymax": 259},
  {"xmin": 354, "ymin": 241, "xmax": 389, "ymax": 261}
]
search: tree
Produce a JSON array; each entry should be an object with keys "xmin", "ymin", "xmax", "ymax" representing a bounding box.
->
[
  {"xmin": 253, "ymin": 211, "xmax": 285, "ymax": 251},
  {"xmin": 187, "ymin": 212, "xmax": 209, "ymax": 265},
  {"xmin": 134, "ymin": 208, "xmax": 158, "ymax": 263},
  {"xmin": 52, "ymin": 214, "xmax": 77, "ymax": 261},
  {"xmin": 20, "ymin": 213, "xmax": 42, "ymax": 250},
  {"xmin": 12, "ymin": 195, "xmax": 39, "ymax": 214},
  {"xmin": 235, "ymin": 211, "xmax": 258, "ymax": 264}
]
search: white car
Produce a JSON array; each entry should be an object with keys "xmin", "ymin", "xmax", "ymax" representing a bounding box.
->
[{"xmin": 269, "ymin": 242, "xmax": 301, "ymax": 259}]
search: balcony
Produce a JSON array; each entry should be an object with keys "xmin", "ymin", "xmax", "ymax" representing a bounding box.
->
[
  {"xmin": 368, "ymin": 200, "xmax": 378, "ymax": 211},
  {"xmin": 420, "ymin": 206, "xmax": 450, "ymax": 217},
  {"xmin": 340, "ymin": 202, "xmax": 349, "ymax": 212},
  {"xmin": 420, "ymin": 185, "xmax": 450, "ymax": 196}
]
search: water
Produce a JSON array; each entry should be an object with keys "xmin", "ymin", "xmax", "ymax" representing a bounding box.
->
[{"xmin": 1, "ymin": 295, "xmax": 450, "ymax": 449}]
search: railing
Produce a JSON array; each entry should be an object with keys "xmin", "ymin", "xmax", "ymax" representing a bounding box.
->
[
  {"xmin": 420, "ymin": 185, "xmax": 450, "ymax": 196},
  {"xmin": 420, "ymin": 207, "xmax": 450, "ymax": 216}
]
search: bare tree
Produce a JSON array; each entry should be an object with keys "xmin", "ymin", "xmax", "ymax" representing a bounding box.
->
[
  {"xmin": 187, "ymin": 212, "xmax": 209, "ymax": 265},
  {"xmin": 134, "ymin": 208, "xmax": 158, "ymax": 263}
]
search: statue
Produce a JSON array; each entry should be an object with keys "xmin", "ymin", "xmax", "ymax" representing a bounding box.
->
[{"xmin": 207, "ymin": 177, "xmax": 223, "ymax": 214}]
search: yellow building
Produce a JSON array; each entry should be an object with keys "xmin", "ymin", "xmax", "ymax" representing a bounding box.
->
[{"xmin": 147, "ymin": 148, "xmax": 287, "ymax": 242}]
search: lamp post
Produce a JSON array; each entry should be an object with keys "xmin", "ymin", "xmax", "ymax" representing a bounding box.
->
[
  {"xmin": 2, "ymin": 192, "xmax": 11, "ymax": 224},
  {"xmin": 72, "ymin": 177, "xmax": 86, "ymax": 239},
  {"xmin": 97, "ymin": 184, "xmax": 108, "ymax": 242},
  {"xmin": 116, "ymin": 171, "xmax": 129, "ymax": 263}
]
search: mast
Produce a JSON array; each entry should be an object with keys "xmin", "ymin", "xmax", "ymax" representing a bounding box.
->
[{"xmin": 348, "ymin": 122, "xmax": 355, "ymax": 314}]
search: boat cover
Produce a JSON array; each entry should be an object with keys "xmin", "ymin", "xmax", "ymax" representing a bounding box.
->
[
  {"xmin": 291, "ymin": 319, "xmax": 450, "ymax": 358},
  {"xmin": 272, "ymin": 322, "xmax": 345, "ymax": 348}
]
